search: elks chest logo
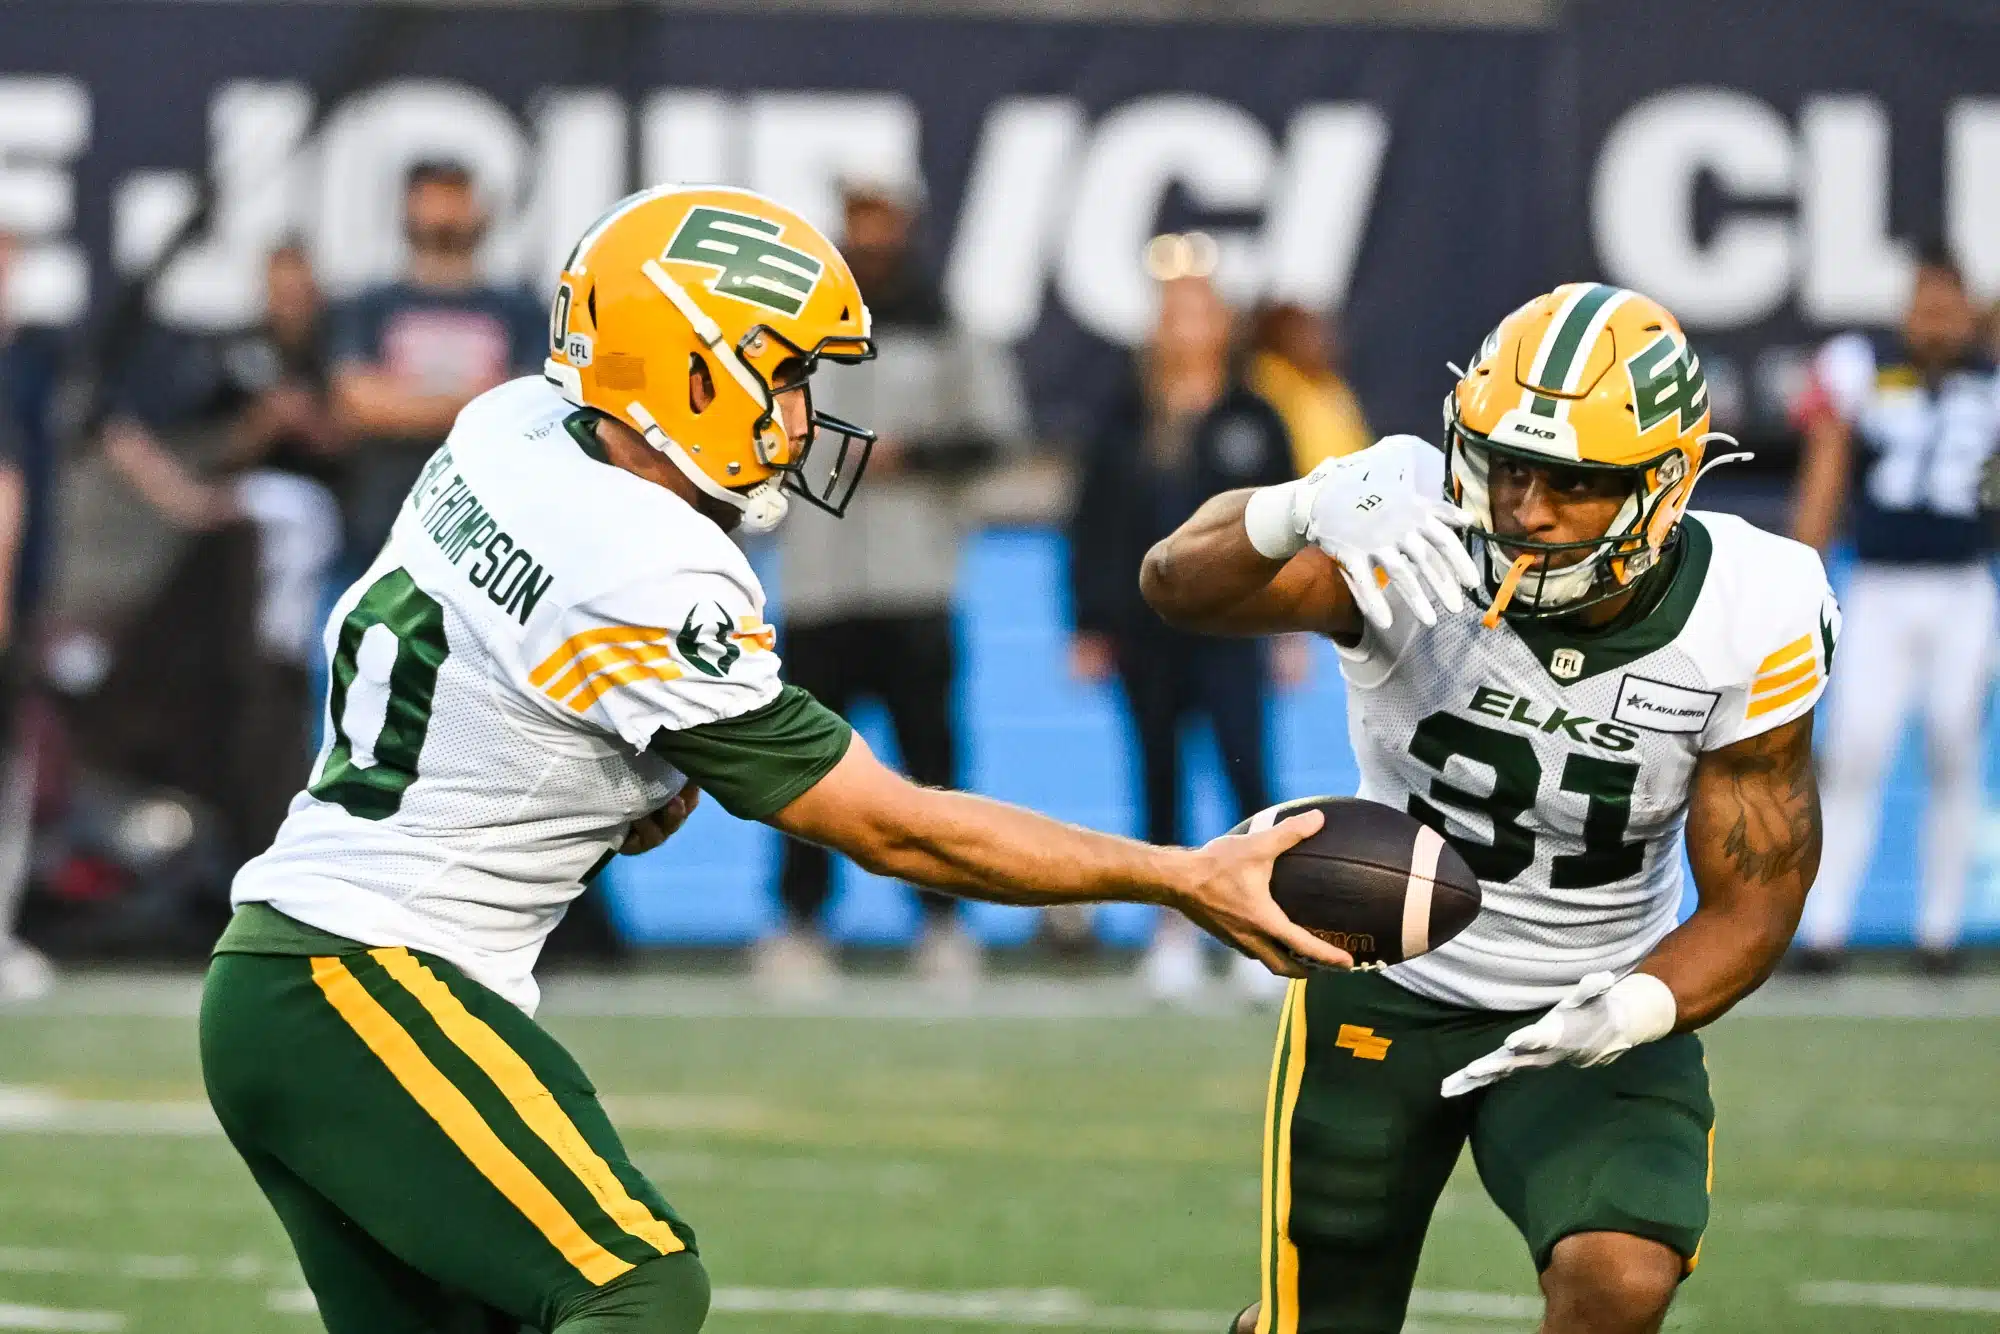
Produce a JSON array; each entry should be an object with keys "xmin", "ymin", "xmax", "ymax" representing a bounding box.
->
[{"xmin": 664, "ymin": 207, "xmax": 825, "ymax": 317}]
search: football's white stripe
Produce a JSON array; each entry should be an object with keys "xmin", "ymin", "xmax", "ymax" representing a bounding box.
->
[
  {"xmin": 1247, "ymin": 805, "xmax": 1280, "ymax": 833},
  {"xmin": 1550, "ymin": 287, "xmax": 1631, "ymax": 423},
  {"xmin": 1402, "ymin": 825, "xmax": 1444, "ymax": 961},
  {"xmin": 1518, "ymin": 283, "xmax": 1593, "ymax": 415}
]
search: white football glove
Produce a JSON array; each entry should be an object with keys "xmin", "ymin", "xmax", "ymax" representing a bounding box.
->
[
  {"xmin": 1439, "ymin": 971, "xmax": 1678, "ymax": 1098},
  {"xmin": 1305, "ymin": 435, "xmax": 1480, "ymax": 630}
]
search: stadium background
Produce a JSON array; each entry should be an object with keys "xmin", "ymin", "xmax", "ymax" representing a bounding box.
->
[
  {"xmin": 8, "ymin": 0, "xmax": 1992, "ymax": 947},
  {"xmin": 0, "ymin": 5, "xmax": 1997, "ymax": 1334}
]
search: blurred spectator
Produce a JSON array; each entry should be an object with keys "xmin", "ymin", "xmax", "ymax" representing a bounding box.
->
[
  {"xmin": 1790, "ymin": 247, "xmax": 2000, "ymax": 975},
  {"xmin": 330, "ymin": 159, "xmax": 544, "ymax": 566},
  {"xmin": 765, "ymin": 177, "xmax": 1031, "ymax": 999},
  {"xmin": 91, "ymin": 241, "xmax": 343, "ymax": 870},
  {"xmin": 0, "ymin": 227, "xmax": 55, "ymax": 1000},
  {"xmin": 1067, "ymin": 265, "xmax": 1292, "ymax": 1003},
  {"xmin": 1246, "ymin": 301, "xmax": 1372, "ymax": 472}
]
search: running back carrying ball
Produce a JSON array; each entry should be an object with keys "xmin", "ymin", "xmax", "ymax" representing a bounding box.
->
[{"xmin": 1230, "ymin": 797, "xmax": 1480, "ymax": 966}]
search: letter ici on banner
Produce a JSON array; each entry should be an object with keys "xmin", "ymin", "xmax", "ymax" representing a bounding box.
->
[{"xmin": 17, "ymin": 75, "xmax": 1394, "ymax": 349}]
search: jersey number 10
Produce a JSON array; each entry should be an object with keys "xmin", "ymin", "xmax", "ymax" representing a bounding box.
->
[{"xmin": 309, "ymin": 568, "xmax": 450, "ymax": 821}]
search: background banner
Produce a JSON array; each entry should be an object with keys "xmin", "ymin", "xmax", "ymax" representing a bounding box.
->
[{"xmin": 3, "ymin": 0, "xmax": 1996, "ymax": 943}]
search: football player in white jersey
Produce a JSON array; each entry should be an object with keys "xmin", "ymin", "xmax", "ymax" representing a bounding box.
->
[
  {"xmin": 1141, "ymin": 284, "xmax": 1837, "ymax": 1334},
  {"xmin": 199, "ymin": 186, "xmax": 1347, "ymax": 1334}
]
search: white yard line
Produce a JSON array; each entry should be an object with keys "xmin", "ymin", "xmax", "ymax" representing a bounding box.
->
[
  {"xmin": 1407, "ymin": 1292, "xmax": 1539, "ymax": 1319},
  {"xmin": 1736, "ymin": 1202, "xmax": 1990, "ymax": 1240},
  {"xmin": 265, "ymin": 1284, "xmax": 1524, "ymax": 1331},
  {"xmin": 1796, "ymin": 1282, "xmax": 2000, "ymax": 1315},
  {"xmin": 8, "ymin": 972, "xmax": 1998, "ymax": 1021},
  {"xmin": 0, "ymin": 1088, "xmax": 218, "ymax": 1137},
  {"xmin": 0, "ymin": 1249, "xmax": 279, "ymax": 1285},
  {"xmin": 0, "ymin": 1304, "xmax": 123, "ymax": 1332},
  {"xmin": 635, "ymin": 1148, "xmax": 941, "ymax": 1196}
]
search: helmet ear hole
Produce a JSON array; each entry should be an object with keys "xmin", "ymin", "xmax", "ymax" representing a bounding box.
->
[{"xmin": 688, "ymin": 353, "xmax": 715, "ymax": 414}]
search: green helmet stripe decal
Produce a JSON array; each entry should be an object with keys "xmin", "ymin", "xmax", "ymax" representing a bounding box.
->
[{"xmin": 1534, "ymin": 282, "xmax": 1619, "ymax": 399}]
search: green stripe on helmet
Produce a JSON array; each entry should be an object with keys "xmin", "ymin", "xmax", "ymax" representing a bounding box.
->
[{"xmin": 1534, "ymin": 283, "xmax": 1619, "ymax": 397}]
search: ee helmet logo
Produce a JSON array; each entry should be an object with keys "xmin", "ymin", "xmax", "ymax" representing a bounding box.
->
[{"xmin": 664, "ymin": 207, "xmax": 825, "ymax": 318}]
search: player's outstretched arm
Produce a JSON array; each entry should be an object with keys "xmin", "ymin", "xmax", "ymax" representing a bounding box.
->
[
  {"xmin": 768, "ymin": 732, "xmax": 1353, "ymax": 976},
  {"xmin": 1140, "ymin": 489, "xmax": 1361, "ymax": 639},
  {"xmin": 1647, "ymin": 710, "xmax": 1822, "ymax": 1028}
]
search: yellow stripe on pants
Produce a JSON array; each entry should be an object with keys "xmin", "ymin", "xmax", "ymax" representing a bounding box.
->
[
  {"xmin": 309, "ymin": 956, "xmax": 633, "ymax": 1286},
  {"xmin": 1258, "ymin": 981, "xmax": 1309, "ymax": 1334},
  {"xmin": 1685, "ymin": 1121, "xmax": 1717, "ymax": 1274},
  {"xmin": 371, "ymin": 947, "xmax": 684, "ymax": 1258}
]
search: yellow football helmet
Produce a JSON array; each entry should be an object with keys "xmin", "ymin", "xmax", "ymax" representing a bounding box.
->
[
  {"xmin": 1444, "ymin": 282, "xmax": 1737, "ymax": 622},
  {"xmin": 544, "ymin": 185, "xmax": 875, "ymax": 532}
]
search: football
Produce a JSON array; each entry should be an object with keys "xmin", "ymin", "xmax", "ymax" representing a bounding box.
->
[{"xmin": 1230, "ymin": 796, "xmax": 1481, "ymax": 966}]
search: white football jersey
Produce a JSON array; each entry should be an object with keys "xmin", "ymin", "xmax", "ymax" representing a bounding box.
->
[
  {"xmin": 233, "ymin": 378, "xmax": 785, "ymax": 1012},
  {"xmin": 1340, "ymin": 512, "xmax": 1838, "ymax": 1011}
]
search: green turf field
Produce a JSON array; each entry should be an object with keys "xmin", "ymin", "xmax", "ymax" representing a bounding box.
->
[{"xmin": 0, "ymin": 975, "xmax": 1995, "ymax": 1333}]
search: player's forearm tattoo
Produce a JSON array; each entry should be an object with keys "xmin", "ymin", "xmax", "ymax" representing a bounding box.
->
[{"xmin": 1715, "ymin": 718, "xmax": 1821, "ymax": 886}]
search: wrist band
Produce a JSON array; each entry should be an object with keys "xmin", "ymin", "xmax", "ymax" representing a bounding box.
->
[
  {"xmin": 1607, "ymin": 972, "xmax": 1678, "ymax": 1046},
  {"xmin": 1244, "ymin": 481, "xmax": 1306, "ymax": 559}
]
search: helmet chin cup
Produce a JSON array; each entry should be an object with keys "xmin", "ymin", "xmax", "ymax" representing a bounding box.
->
[{"xmin": 738, "ymin": 486, "xmax": 790, "ymax": 534}]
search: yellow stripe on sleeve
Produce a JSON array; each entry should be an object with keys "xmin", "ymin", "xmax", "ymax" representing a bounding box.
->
[
  {"xmin": 530, "ymin": 625, "xmax": 669, "ymax": 689},
  {"xmin": 371, "ymin": 949, "xmax": 684, "ymax": 1258},
  {"xmin": 1752, "ymin": 656, "xmax": 1818, "ymax": 696},
  {"xmin": 562, "ymin": 656, "xmax": 685, "ymax": 713},
  {"xmin": 308, "ymin": 956, "xmax": 634, "ymax": 1285},
  {"xmin": 1746, "ymin": 672, "xmax": 1821, "ymax": 719},
  {"xmin": 1755, "ymin": 634, "xmax": 1813, "ymax": 675},
  {"xmin": 537, "ymin": 636, "xmax": 673, "ymax": 700}
]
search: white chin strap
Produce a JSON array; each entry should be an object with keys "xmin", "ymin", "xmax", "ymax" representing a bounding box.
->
[{"xmin": 624, "ymin": 400, "xmax": 790, "ymax": 534}]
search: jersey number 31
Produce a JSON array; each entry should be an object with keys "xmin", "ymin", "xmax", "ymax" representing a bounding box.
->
[{"xmin": 1406, "ymin": 712, "xmax": 1645, "ymax": 889}]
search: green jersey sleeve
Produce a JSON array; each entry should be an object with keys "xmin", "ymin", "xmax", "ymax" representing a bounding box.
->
[{"xmin": 648, "ymin": 685, "xmax": 853, "ymax": 821}]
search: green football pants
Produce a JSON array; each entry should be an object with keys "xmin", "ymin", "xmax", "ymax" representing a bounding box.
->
[
  {"xmin": 201, "ymin": 946, "xmax": 706, "ymax": 1333},
  {"xmin": 1257, "ymin": 971, "xmax": 1714, "ymax": 1334}
]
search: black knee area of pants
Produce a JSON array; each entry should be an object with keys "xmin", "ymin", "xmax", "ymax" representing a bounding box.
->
[{"xmin": 552, "ymin": 1251, "xmax": 711, "ymax": 1333}]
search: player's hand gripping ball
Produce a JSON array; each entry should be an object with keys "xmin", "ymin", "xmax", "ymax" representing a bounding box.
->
[{"xmin": 1227, "ymin": 797, "xmax": 1481, "ymax": 967}]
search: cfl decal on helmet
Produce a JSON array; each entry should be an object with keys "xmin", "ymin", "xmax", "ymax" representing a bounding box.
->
[{"xmin": 663, "ymin": 207, "xmax": 825, "ymax": 317}]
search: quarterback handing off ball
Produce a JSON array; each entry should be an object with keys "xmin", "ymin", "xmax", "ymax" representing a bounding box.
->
[{"xmin": 1229, "ymin": 797, "xmax": 1480, "ymax": 966}]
